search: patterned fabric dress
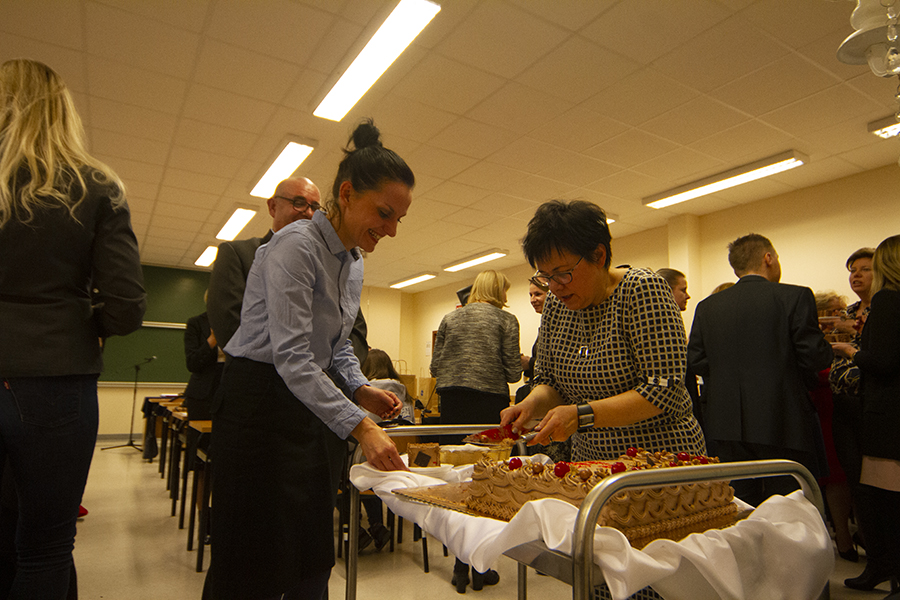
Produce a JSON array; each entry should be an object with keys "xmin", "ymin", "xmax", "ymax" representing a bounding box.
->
[{"xmin": 533, "ymin": 267, "xmax": 706, "ymax": 600}]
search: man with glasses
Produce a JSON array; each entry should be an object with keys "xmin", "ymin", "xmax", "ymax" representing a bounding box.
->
[{"xmin": 207, "ymin": 177, "xmax": 322, "ymax": 352}]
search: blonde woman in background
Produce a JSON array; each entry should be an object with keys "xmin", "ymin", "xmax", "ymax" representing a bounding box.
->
[
  {"xmin": 430, "ymin": 269, "xmax": 522, "ymax": 592},
  {"xmin": 834, "ymin": 236, "xmax": 900, "ymax": 595},
  {"xmin": 0, "ymin": 59, "xmax": 145, "ymax": 598}
]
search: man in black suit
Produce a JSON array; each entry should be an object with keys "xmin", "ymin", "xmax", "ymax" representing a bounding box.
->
[
  {"xmin": 183, "ymin": 310, "xmax": 222, "ymax": 421},
  {"xmin": 687, "ymin": 234, "xmax": 832, "ymax": 506}
]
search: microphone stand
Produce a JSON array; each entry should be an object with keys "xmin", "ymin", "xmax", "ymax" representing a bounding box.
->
[{"xmin": 102, "ymin": 358, "xmax": 152, "ymax": 452}]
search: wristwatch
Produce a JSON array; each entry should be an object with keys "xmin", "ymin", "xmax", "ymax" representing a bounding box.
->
[{"xmin": 577, "ymin": 403, "xmax": 594, "ymax": 430}]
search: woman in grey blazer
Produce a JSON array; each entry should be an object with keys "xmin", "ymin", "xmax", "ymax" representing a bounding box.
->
[{"xmin": 0, "ymin": 59, "xmax": 145, "ymax": 598}]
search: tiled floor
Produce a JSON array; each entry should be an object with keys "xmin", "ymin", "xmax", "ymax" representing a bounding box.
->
[{"xmin": 73, "ymin": 437, "xmax": 888, "ymax": 600}]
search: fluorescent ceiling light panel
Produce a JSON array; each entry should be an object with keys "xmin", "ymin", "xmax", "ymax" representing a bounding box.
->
[
  {"xmin": 390, "ymin": 273, "xmax": 437, "ymax": 289},
  {"xmin": 606, "ymin": 213, "xmax": 617, "ymax": 224},
  {"xmin": 444, "ymin": 250, "xmax": 507, "ymax": 272},
  {"xmin": 195, "ymin": 246, "xmax": 218, "ymax": 267},
  {"xmin": 313, "ymin": 0, "xmax": 441, "ymax": 122},
  {"xmin": 216, "ymin": 208, "xmax": 257, "ymax": 241},
  {"xmin": 642, "ymin": 150, "xmax": 807, "ymax": 209},
  {"xmin": 868, "ymin": 115, "xmax": 900, "ymax": 138},
  {"xmin": 250, "ymin": 142, "xmax": 314, "ymax": 198}
]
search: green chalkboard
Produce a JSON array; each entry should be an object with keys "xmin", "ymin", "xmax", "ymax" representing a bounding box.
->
[
  {"xmin": 98, "ymin": 265, "xmax": 210, "ymax": 383},
  {"xmin": 101, "ymin": 326, "xmax": 189, "ymax": 384}
]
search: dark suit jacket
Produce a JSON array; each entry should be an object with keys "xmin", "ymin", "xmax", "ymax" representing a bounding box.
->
[
  {"xmin": 687, "ymin": 275, "xmax": 832, "ymax": 458},
  {"xmin": 207, "ymin": 231, "xmax": 273, "ymax": 352},
  {"xmin": 0, "ymin": 167, "xmax": 146, "ymax": 377},
  {"xmin": 855, "ymin": 288, "xmax": 900, "ymax": 460},
  {"xmin": 183, "ymin": 312, "xmax": 222, "ymax": 420}
]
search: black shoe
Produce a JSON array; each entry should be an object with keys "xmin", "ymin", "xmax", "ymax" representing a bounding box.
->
[
  {"xmin": 451, "ymin": 571, "xmax": 469, "ymax": 594},
  {"xmin": 838, "ymin": 546, "xmax": 859, "ymax": 562},
  {"xmin": 845, "ymin": 565, "xmax": 899, "ymax": 591},
  {"xmin": 369, "ymin": 523, "xmax": 390, "ymax": 551},
  {"xmin": 471, "ymin": 568, "xmax": 499, "ymax": 590},
  {"xmin": 357, "ymin": 527, "xmax": 373, "ymax": 551}
]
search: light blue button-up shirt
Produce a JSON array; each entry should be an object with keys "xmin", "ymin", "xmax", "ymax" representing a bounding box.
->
[{"xmin": 225, "ymin": 210, "xmax": 368, "ymax": 439}]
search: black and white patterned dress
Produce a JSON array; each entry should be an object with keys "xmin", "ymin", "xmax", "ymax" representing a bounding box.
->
[
  {"xmin": 533, "ymin": 267, "xmax": 706, "ymax": 462},
  {"xmin": 535, "ymin": 268, "xmax": 705, "ymax": 600}
]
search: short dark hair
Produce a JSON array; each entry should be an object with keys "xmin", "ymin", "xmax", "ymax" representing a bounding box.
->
[
  {"xmin": 728, "ymin": 233, "xmax": 774, "ymax": 275},
  {"xmin": 846, "ymin": 247, "xmax": 875, "ymax": 270},
  {"xmin": 656, "ymin": 268, "xmax": 685, "ymax": 288},
  {"xmin": 327, "ymin": 119, "xmax": 415, "ymax": 220},
  {"xmin": 522, "ymin": 200, "xmax": 611, "ymax": 269}
]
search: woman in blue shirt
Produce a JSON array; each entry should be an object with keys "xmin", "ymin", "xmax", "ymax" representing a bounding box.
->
[{"xmin": 209, "ymin": 120, "xmax": 414, "ymax": 600}]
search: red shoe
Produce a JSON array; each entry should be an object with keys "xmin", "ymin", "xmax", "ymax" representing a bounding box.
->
[{"xmin": 78, "ymin": 505, "xmax": 88, "ymax": 518}]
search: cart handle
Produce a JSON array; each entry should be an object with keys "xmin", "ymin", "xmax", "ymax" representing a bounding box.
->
[{"xmin": 572, "ymin": 459, "xmax": 824, "ymax": 600}]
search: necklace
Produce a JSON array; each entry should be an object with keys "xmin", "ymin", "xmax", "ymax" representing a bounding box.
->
[{"xmin": 576, "ymin": 307, "xmax": 598, "ymax": 361}]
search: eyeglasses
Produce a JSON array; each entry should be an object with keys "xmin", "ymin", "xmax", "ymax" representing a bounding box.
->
[
  {"xmin": 274, "ymin": 195, "xmax": 321, "ymax": 212},
  {"xmin": 530, "ymin": 256, "xmax": 583, "ymax": 287}
]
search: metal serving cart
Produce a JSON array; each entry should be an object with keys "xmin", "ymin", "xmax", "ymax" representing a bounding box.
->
[{"xmin": 346, "ymin": 427, "xmax": 830, "ymax": 600}]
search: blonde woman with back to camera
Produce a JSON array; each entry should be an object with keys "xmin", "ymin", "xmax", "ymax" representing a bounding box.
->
[
  {"xmin": 430, "ymin": 269, "xmax": 523, "ymax": 593},
  {"xmin": 0, "ymin": 59, "xmax": 146, "ymax": 599}
]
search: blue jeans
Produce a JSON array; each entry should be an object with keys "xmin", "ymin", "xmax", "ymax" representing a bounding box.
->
[{"xmin": 0, "ymin": 375, "xmax": 99, "ymax": 599}]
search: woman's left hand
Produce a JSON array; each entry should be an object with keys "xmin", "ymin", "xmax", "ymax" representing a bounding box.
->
[
  {"xmin": 355, "ymin": 386, "xmax": 402, "ymax": 420},
  {"xmin": 530, "ymin": 404, "xmax": 579, "ymax": 445}
]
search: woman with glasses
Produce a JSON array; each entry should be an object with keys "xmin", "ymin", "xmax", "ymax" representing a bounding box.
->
[{"xmin": 501, "ymin": 200, "xmax": 705, "ymax": 466}]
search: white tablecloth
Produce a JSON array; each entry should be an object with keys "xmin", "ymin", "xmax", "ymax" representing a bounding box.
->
[{"xmin": 350, "ymin": 454, "xmax": 834, "ymax": 600}]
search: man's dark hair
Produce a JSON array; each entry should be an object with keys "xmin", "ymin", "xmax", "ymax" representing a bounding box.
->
[
  {"xmin": 846, "ymin": 247, "xmax": 875, "ymax": 270},
  {"xmin": 728, "ymin": 233, "xmax": 775, "ymax": 275},
  {"xmin": 522, "ymin": 200, "xmax": 611, "ymax": 268}
]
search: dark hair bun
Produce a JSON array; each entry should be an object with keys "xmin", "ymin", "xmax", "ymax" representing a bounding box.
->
[{"xmin": 350, "ymin": 118, "xmax": 383, "ymax": 151}]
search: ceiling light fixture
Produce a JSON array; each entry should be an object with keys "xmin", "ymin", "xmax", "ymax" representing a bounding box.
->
[
  {"xmin": 443, "ymin": 249, "xmax": 507, "ymax": 272},
  {"xmin": 605, "ymin": 213, "xmax": 618, "ymax": 224},
  {"xmin": 313, "ymin": 0, "xmax": 441, "ymax": 122},
  {"xmin": 250, "ymin": 141, "xmax": 314, "ymax": 198},
  {"xmin": 216, "ymin": 208, "xmax": 257, "ymax": 241},
  {"xmin": 390, "ymin": 272, "xmax": 437, "ymax": 289},
  {"xmin": 195, "ymin": 246, "xmax": 218, "ymax": 267},
  {"xmin": 642, "ymin": 150, "xmax": 807, "ymax": 209},
  {"xmin": 869, "ymin": 114, "xmax": 900, "ymax": 138}
]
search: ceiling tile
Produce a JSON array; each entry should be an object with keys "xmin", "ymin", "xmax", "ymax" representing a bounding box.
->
[
  {"xmin": 85, "ymin": 2, "xmax": 200, "ymax": 79},
  {"xmin": 428, "ymin": 117, "xmax": 519, "ymax": 160},
  {"xmin": 652, "ymin": 14, "xmax": 790, "ymax": 92},
  {"xmin": 87, "ymin": 56, "xmax": 188, "ymax": 114},
  {"xmin": 760, "ymin": 84, "xmax": 884, "ymax": 137},
  {"xmin": 469, "ymin": 193, "xmax": 538, "ymax": 218},
  {"xmin": 581, "ymin": 0, "xmax": 731, "ymax": 65},
  {"xmin": 584, "ymin": 129, "xmax": 679, "ymax": 168},
  {"xmin": 153, "ymin": 202, "xmax": 210, "ymax": 222},
  {"xmin": 157, "ymin": 186, "xmax": 224, "ymax": 210},
  {"xmin": 95, "ymin": 154, "xmax": 165, "ymax": 186},
  {"xmin": 689, "ymin": 119, "xmax": 798, "ymax": 164},
  {"xmin": 710, "ymin": 53, "xmax": 840, "ymax": 117},
  {"xmin": 193, "ymin": 39, "xmax": 301, "ymax": 102},
  {"xmin": 92, "ymin": 0, "xmax": 211, "ymax": 32},
  {"xmin": 161, "ymin": 168, "xmax": 230, "ymax": 196},
  {"xmin": 506, "ymin": 0, "xmax": 615, "ymax": 32},
  {"xmin": 422, "ymin": 181, "xmax": 491, "ymax": 208},
  {"xmin": 369, "ymin": 95, "xmax": 458, "ymax": 144},
  {"xmin": 166, "ymin": 147, "xmax": 245, "ymax": 179},
  {"xmin": 740, "ymin": 0, "xmax": 853, "ymax": 50},
  {"xmin": 0, "ymin": 0, "xmax": 84, "ymax": 50},
  {"xmin": 502, "ymin": 174, "xmax": 577, "ymax": 204},
  {"xmin": 640, "ymin": 96, "xmax": 749, "ymax": 146},
  {"xmin": 435, "ymin": 2, "xmax": 569, "ymax": 78},
  {"xmin": 206, "ymin": 0, "xmax": 334, "ymax": 65},
  {"xmin": 582, "ymin": 67, "xmax": 700, "ymax": 127},
  {"xmin": 0, "ymin": 33, "xmax": 88, "ymax": 92},
  {"xmin": 487, "ymin": 137, "xmax": 571, "ymax": 174},
  {"xmin": 515, "ymin": 36, "xmax": 641, "ymax": 103},
  {"xmin": 631, "ymin": 147, "xmax": 726, "ymax": 183},
  {"xmin": 88, "ymin": 97, "xmax": 178, "ymax": 144},
  {"xmin": 392, "ymin": 54, "xmax": 505, "ymax": 115},
  {"xmin": 406, "ymin": 145, "xmax": 478, "ymax": 181},
  {"xmin": 540, "ymin": 154, "xmax": 620, "ymax": 187},
  {"xmin": 467, "ymin": 82, "xmax": 574, "ymax": 133},
  {"xmin": 172, "ymin": 119, "xmax": 259, "ymax": 160},
  {"xmin": 529, "ymin": 106, "xmax": 629, "ymax": 153},
  {"xmin": 150, "ymin": 214, "xmax": 206, "ymax": 234},
  {"xmin": 586, "ymin": 169, "xmax": 668, "ymax": 201},
  {"xmin": 90, "ymin": 129, "xmax": 170, "ymax": 166},
  {"xmin": 442, "ymin": 207, "xmax": 502, "ymax": 228},
  {"xmin": 181, "ymin": 84, "xmax": 277, "ymax": 133}
]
